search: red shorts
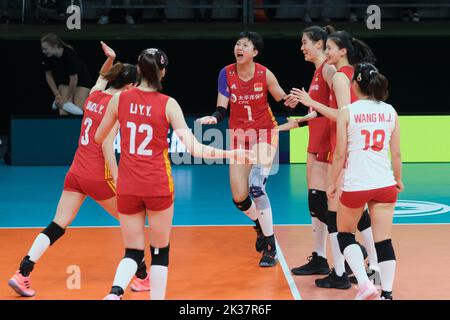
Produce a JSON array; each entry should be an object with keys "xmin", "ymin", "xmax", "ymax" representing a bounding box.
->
[
  {"xmin": 63, "ymin": 172, "xmax": 115, "ymax": 201},
  {"xmin": 230, "ymin": 128, "xmax": 278, "ymax": 151},
  {"xmin": 117, "ymin": 194, "xmax": 174, "ymax": 215},
  {"xmin": 340, "ymin": 185, "xmax": 398, "ymax": 209},
  {"xmin": 308, "ymin": 116, "xmax": 330, "ymax": 158}
]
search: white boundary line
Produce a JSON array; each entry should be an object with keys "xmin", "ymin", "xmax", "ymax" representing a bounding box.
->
[
  {"xmin": 275, "ymin": 238, "xmax": 302, "ymax": 300},
  {"xmin": 1, "ymin": 222, "xmax": 450, "ymax": 230}
]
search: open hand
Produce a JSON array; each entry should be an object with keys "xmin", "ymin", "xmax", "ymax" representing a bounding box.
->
[{"xmin": 101, "ymin": 41, "xmax": 116, "ymax": 60}]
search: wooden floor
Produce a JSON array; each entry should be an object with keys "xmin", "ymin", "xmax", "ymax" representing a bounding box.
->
[{"xmin": 1, "ymin": 225, "xmax": 449, "ymax": 300}]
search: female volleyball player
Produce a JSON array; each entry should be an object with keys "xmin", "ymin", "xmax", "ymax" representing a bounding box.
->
[
  {"xmin": 41, "ymin": 33, "xmax": 92, "ymax": 115},
  {"xmin": 97, "ymin": 48, "xmax": 247, "ymax": 300},
  {"xmin": 280, "ymin": 25, "xmax": 337, "ymax": 277},
  {"xmin": 328, "ymin": 63, "xmax": 403, "ymax": 300},
  {"xmin": 291, "ymin": 30, "xmax": 378, "ymax": 289},
  {"xmin": 197, "ymin": 31, "xmax": 296, "ymax": 268},
  {"xmin": 8, "ymin": 42, "xmax": 149, "ymax": 297}
]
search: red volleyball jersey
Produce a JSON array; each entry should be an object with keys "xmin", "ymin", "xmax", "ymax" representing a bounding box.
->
[
  {"xmin": 226, "ymin": 63, "xmax": 277, "ymax": 131},
  {"xmin": 69, "ymin": 90, "xmax": 114, "ymax": 180},
  {"xmin": 329, "ymin": 65, "xmax": 358, "ymax": 153},
  {"xmin": 307, "ymin": 61, "xmax": 331, "ymax": 154},
  {"xmin": 116, "ymin": 88, "xmax": 173, "ymax": 197}
]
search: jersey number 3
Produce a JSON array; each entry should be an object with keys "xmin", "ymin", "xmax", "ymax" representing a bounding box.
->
[
  {"xmin": 80, "ymin": 117, "xmax": 93, "ymax": 146},
  {"xmin": 127, "ymin": 122, "xmax": 153, "ymax": 156},
  {"xmin": 361, "ymin": 129, "xmax": 385, "ymax": 152}
]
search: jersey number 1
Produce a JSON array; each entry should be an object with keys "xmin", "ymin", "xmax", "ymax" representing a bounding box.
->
[
  {"xmin": 361, "ymin": 129, "xmax": 385, "ymax": 151},
  {"xmin": 244, "ymin": 105, "xmax": 253, "ymax": 121},
  {"xmin": 127, "ymin": 122, "xmax": 153, "ymax": 156}
]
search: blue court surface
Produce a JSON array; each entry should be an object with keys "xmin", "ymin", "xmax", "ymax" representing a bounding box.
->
[{"xmin": 1, "ymin": 162, "xmax": 449, "ymax": 228}]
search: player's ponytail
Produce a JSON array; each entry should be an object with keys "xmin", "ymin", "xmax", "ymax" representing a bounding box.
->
[
  {"xmin": 137, "ymin": 48, "xmax": 169, "ymax": 91},
  {"xmin": 102, "ymin": 62, "xmax": 137, "ymax": 89},
  {"xmin": 350, "ymin": 37, "xmax": 376, "ymax": 65},
  {"xmin": 353, "ymin": 63, "xmax": 389, "ymax": 101}
]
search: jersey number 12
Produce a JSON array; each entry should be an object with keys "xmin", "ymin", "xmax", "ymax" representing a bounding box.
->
[{"xmin": 127, "ymin": 122, "xmax": 153, "ymax": 156}]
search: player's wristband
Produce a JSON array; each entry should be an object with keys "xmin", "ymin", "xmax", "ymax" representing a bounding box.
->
[
  {"xmin": 298, "ymin": 121, "xmax": 308, "ymax": 128},
  {"xmin": 211, "ymin": 106, "xmax": 227, "ymax": 123}
]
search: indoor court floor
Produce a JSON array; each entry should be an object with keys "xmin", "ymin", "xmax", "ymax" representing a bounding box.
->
[{"xmin": 1, "ymin": 162, "xmax": 449, "ymax": 300}]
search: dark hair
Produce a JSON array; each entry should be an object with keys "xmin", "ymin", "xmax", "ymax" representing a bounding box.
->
[
  {"xmin": 40, "ymin": 33, "xmax": 73, "ymax": 50},
  {"xmin": 302, "ymin": 25, "xmax": 335, "ymax": 50},
  {"xmin": 137, "ymin": 48, "xmax": 168, "ymax": 91},
  {"xmin": 102, "ymin": 63, "xmax": 137, "ymax": 89},
  {"xmin": 327, "ymin": 31, "xmax": 376, "ymax": 66},
  {"xmin": 353, "ymin": 63, "xmax": 389, "ymax": 101},
  {"xmin": 236, "ymin": 31, "xmax": 264, "ymax": 58}
]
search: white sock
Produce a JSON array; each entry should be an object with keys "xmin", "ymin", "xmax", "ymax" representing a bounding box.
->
[
  {"xmin": 150, "ymin": 265, "xmax": 168, "ymax": 300},
  {"xmin": 243, "ymin": 200, "xmax": 258, "ymax": 221},
  {"xmin": 359, "ymin": 227, "xmax": 378, "ymax": 268},
  {"xmin": 329, "ymin": 233, "xmax": 345, "ymax": 276},
  {"xmin": 62, "ymin": 102, "xmax": 83, "ymax": 115},
  {"xmin": 256, "ymin": 206, "xmax": 274, "ymax": 237},
  {"xmin": 343, "ymin": 244, "xmax": 369, "ymax": 285},
  {"xmin": 112, "ymin": 258, "xmax": 138, "ymax": 291},
  {"xmin": 27, "ymin": 233, "xmax": 51, "ymax": 263},
  {"xmin": 311, "ymin": 217, "xmax": 327, "ymax": 259},
  {"xmin": 379, "ymin": 260, "xmax": 396, "ymax": 292}
]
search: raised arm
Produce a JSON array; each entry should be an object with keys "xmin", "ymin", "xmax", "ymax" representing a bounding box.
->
[
  {"xmin": 90, "ymin": 41, "xmax": 117, "ymax": 94},
  {"xmin": 95, "ymin": 92, "xmax": 120, "ymax": 145}
]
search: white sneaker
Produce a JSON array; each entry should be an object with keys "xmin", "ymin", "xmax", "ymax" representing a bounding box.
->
[
  {"xmin": 125, "ymin": 15, "xmax": 135, "ymax": 25},
  {"xmin": 411, "ymin": 13, "xmax": 420, "ymax": 22},
  {"xmin": 98, "ymin": 15, "xmax": 109, "ymax": 25}
]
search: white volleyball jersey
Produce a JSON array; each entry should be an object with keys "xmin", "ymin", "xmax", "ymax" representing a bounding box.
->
[{"xmin": 343, "ymin": 100, "xmax": 397, "ymax": 191}]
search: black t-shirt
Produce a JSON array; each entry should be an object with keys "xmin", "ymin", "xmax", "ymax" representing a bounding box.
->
[{"xmin": 42, "ymin": 46, "xmax": 92, "ymax": 88}]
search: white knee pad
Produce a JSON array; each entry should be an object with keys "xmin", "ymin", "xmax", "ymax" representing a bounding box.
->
[{"xmin": 249, "ymin": 165, "xmax": 270, "ymax": 210}]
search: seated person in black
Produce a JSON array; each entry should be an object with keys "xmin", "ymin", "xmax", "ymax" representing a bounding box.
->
[{"xmin": 41, "ymin": 33, "xmax": 92, "ymax": 115}]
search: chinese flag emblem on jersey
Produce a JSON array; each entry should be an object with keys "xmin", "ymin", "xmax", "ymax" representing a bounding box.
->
[{"xmin": 254, "ymin": 82, "xmax": 263, "ymax": 92}]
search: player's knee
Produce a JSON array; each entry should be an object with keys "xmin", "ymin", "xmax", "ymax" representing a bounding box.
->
[
  {"xmin": 42, "ymin": 221, "xmax": 66, "ymax": 245},
  {"xmin": 150, "ymin": 245, "xmax": 170, "ymax": 267},
  {"xmin": 375, "ymin": 239, "xmax": 396, "ymax": 262},
  {"xmin": 357, "ymin": 209, "xmax": 371, "ymax": 232},
  {"xmin": 337, "ymin": 232, "xmax": 356, "ymax": 254},
  {"xmin": 233, "ymin": 195, "xmax": 252, "ymax": 212},
  {"xmin": 308, "ymin": 189, "xmax": 328, "ymax": 224},
  {"xmin": 326, "ymin": 210, "xmax": 337, "ymax": 234},
  {"xmin": 124, "ymin": 248, "xmax": 145, "ymax": 266}
]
